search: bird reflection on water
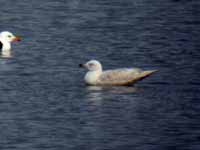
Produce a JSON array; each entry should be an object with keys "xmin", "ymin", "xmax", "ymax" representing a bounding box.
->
[
  {"xmin": 87, "ymin": 85, "xmax": 141, "ymax": 94},
  {"xmin": 85, "ymin": 85, "xmax": 141, "ymax": 105}
]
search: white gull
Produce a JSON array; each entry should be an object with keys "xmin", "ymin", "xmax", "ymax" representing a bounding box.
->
[
  {"xmin": 0, "ymin": 31, "xmax": 21, "ymax": 57},
  {"xmin": 80, "ymin": 60, "xmax": 157, "ymax": 86}
]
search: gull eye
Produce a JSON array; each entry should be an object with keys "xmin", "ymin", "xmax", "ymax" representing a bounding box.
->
[
  {"xmin": 8, "ymin": 35, "xmax": 12, "ymax": 38},
  {"xmin": 88, "ymin": 63, "xmax": 94, "ymax": 67}
]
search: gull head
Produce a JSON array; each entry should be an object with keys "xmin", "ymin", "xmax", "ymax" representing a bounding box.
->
[
  {"xmin": 79, "ymin": 60, "xmax": 102, "ymax": 71},
  {"xmin": 0, "ymin": 31, "xmax": 21, "ymax": 43}
]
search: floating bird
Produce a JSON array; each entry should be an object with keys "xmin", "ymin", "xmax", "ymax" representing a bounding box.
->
[
  {"xmin": 0, "ymin": 31, "xmax": 21, "ymax": 57},
  {"xmin": 79, "ymin": 60, "xmax": 157, "ymax": 86}
]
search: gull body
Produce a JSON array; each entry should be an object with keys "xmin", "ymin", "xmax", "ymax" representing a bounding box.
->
[{"xmin": 80, "ymin": 60, "xmax": 157, "ymax": 86}]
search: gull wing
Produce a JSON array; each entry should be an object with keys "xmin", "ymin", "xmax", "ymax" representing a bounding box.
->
[{"xmin": 97, "ymin": 68, "xmax": 157, "ymax": 86}]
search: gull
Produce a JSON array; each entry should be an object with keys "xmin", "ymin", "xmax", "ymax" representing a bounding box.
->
[
  {"xmin": 79, "ymin": 60, "xmax": 157, "ymax": 86},
  {"xmin": 0, "ymin": 31, "xmax": 21, "ymax": 57}
]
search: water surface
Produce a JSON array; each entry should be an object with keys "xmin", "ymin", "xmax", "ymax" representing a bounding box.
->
[{"xmin": 0, "ymin": 0, "xmax": 200, "ymax": 149}]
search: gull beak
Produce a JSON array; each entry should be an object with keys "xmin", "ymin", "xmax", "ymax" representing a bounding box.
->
[
  {"xmin": 79, "ymin": 64, "xmax": 87, "ymax": 68},
  {"xmin": 12, "ymin": 36, "xmax": 22, "ymax": 42}
]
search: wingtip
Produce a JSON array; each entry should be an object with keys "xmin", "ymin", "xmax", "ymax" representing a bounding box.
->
[
  {"xmin": 141, "ymin": 70, "xmax": 158, "ymax": 77},
  {"xmin": 121, "ymin": 69, "xmax": 158, "ymax": 86},
  {"xmin": 145, "ymin": 69, "xmax": 158, "ymax": 74}
]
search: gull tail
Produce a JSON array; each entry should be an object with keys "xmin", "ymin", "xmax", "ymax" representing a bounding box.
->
[
  {"xmin": 125, "ymin": 70, "xmax": 158, "ymax": 86},
  {"xmin": 138, "ymin": 70, "xmax": 158, "ymax": 80}
]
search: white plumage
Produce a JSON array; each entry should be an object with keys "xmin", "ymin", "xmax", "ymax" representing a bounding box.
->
[{"xmin": 0, "ymin": 31, "xmax": 21, "ymax": 57}]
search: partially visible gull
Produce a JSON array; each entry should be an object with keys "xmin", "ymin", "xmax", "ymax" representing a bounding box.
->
[
  {"xmin": 0, "ymin": 31, "xmax": 21, "ymax": 57},
  {"xmin": 79, "ymin": 60, "xmax": 157, "ymax": 86}
]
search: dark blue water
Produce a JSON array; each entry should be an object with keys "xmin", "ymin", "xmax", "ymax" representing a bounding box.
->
[{"xmin": 0, "ymin": 0, "xmax": 200, "ymax": 149}]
